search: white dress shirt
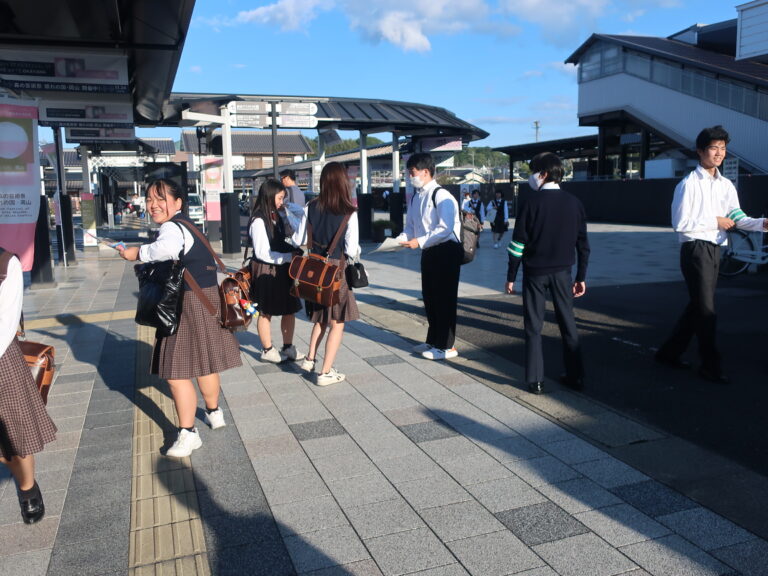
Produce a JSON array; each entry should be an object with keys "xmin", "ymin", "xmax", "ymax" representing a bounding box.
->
[
  {"xmin": 138, "ymin": 213, "xmax": 194, "ymax": 262},
  {"xmin": 249, "ymin": 217, "xmax": 300, "ymax": 265},
  {"xmin": 398, "ymin": 179, "xmax": 461, "ymax": 249},
  {"xmin": 672, "ymin": 166, "xmax": 764, "ymax": 245},
  {"xmin": 0, "ymin": 254, "xmax": 23, "ymax": 357}
]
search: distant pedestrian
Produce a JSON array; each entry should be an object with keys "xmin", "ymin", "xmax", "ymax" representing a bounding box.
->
[
  {"xmin": 249, "ymin": 179, "xmax": 305, "ymax": 364},
  {"xmin": 487, "ymin": 189, "xmax": 509, "ymax": 248},
  {"xmin": 118, "ymin": 179, "xmax": 242, "ymax": 457},
  {"xmin": 469, "ymin": 190, "xmax": 485, "ymax": 247},
  {"xmin": 280, "ymin": 169, "xmax": 306, "ymax": 206},
  {"xmin": 506, "ymin": 152, "xmax": 589, "ymax": 394},
  {"xmin": 398, "ymin": 153, "xmax": 463, "ymax": 360},
  {"xmin": 655, "ymin": 125, "xmax": 768, "ymax": 383},
  {"xmin": 296, "ymin": 162, "xmax": 360, "ymax": 386},
  {"xmin": 0, "ymin": 248, "xmax": 57, "ymax": 524}
]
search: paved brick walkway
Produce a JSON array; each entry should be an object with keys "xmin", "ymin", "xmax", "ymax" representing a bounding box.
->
[{"xmin": 1, "ymin": 226, "xmax": 766, "ymax": 575}]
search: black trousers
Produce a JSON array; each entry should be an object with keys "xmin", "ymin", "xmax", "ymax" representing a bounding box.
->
[
  {"xmin": 523, "ymin": 270, "xmax": 583, "ymax": 384},
  {"xmin": 658, "ymin": 240, "xmax": 720, "ymax": 372},
  {"xmin": 421, "ymin": 241, "xmax": 463, "ymax": 350}
]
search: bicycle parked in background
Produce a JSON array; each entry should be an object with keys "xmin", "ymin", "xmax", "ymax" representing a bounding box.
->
[{"xmin": 719, "ymin": 228, "xmax": 768, "ymax": 276}]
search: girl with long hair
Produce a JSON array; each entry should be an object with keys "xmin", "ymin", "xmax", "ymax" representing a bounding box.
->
[
  {"xmin": 249, "ymin": 179, "xmax": 304, "ymax": 363},
  {"xmin": 298, "ymin": 162, "xmax": 360, "ymax": 386}
]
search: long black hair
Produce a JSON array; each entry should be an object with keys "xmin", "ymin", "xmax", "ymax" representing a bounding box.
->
[{"xmin": 251, "ymin": 178, "xmax": 285, "ymax": 238}]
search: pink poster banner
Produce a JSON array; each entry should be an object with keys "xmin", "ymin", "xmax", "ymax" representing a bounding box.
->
[{"xmin": 0, "ymin": 99, "xmax": 41, "ymax": 271}]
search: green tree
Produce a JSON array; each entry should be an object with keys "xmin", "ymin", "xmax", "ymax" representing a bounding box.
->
[{"xmin": 307, "ymin": 136, "xmax": 385, "ymax": 155}]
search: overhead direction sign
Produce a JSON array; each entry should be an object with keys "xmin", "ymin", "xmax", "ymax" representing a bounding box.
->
[
  {"xmin": 230, "ymin": 114, "xmax": 271, "ymax": 128},
  {"xmin": 227, "ymin": 101, "xmax": 270, "ymax": 115},
  {"xmin": 277, "ymin": 115, "xmax": 318, "ymax": 128},
  {"xmin": 278, "ymin": 102, "xmax": 318, "ymax": 116}
]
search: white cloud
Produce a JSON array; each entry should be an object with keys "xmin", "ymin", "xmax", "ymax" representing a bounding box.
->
[
  {"xmin": 623, "ymin": 9, "xmax": 645, "ymax": 22},
  {"xmin": 190, "ymin": 65, "xmax": 203, "ymax": 74},
  {"xmin": 470, "ymin": 115, "xmax": 534, "ymax": 125},
  {"xmin": 547, "ymin": 62, "xmax": 578, "ymax": 76},
  {"xmin": 236, "ymin": 0, "xmax": 334, "ymax": 31},
  {"xmin": 499, "ymin": 0, "xmax": 610, "ymax": 41}
]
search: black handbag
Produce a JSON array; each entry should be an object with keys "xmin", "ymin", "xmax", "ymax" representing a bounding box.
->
[
  {"xmin": 134, "ymin": 259, "xmax": 186, "ymax": 337},
  {"xmin": 345, "ymin": 260, "xmax": 369, "ymax": 289}
]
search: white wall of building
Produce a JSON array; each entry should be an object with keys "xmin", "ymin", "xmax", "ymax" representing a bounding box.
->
[
  {"xmin": 737, "ymin": 0, "xmax": 768, "ymax": 61},
  {"xmin": 578, "ymin": 73, "xmax": 768, "ymax": 172}
]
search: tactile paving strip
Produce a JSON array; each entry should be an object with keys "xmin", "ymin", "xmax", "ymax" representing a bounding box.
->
[{"xmin": 128, "ymin": 324, "xmax": 210, "ymax": 576}]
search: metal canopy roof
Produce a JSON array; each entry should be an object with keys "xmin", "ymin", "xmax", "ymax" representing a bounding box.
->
[
  {"xmin": 163, "ymin": 93, "xmax": 489, "ymax": 143},
  {"xmin": 0, "ymin": 0, "xmax": 195, "ymax": 124}
]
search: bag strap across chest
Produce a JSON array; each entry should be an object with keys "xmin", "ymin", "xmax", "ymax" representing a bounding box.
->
[{"xmin": 307, "ymin": 209, "xmax": 351, "ymax": 261}]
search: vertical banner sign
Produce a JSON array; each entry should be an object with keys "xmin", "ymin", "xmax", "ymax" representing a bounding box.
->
[
  {"xmin": 202, "ymin": 156, "xmax": 223, "ymax": 221},
  {"xmin": 0, "ymin": 100, "xmax": 40, "ymax": 271}
]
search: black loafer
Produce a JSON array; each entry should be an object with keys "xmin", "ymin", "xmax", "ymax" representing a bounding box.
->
[
  {"xmin": 19, "ymin": 490, "xmax": 45, "ymax": 524},
  {"xmin": 698, "ymin": 367, "xmax": 730, "ymax": 384},
  {"xmin": 528, "ymin": 381, "xmax": 544, "ymax": 394},
  {"xmin": 654, "ymin": 353, "xmax": 692, "ymax": 370}
]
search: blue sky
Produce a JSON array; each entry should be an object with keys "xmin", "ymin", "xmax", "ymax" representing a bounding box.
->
[{"xmin": 143, "ymin": 0, "xmax": 740, "ymax": 148}]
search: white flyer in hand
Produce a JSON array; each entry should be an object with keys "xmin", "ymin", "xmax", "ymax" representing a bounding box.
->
[{"xmin": 372, "ymin": 237, "xmax": 407, "ymax": 253}]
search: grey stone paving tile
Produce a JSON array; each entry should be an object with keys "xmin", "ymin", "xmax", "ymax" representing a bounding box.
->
[
  {"xmin": 440, "ymin": 453, "xmax": 513, "ymax": 486},
  {"xmin": 45, "ymin": 402, "xmax": 89, "ymax": 421},
  {"xmin": 83, "ymin": 408, "xmax": 133, "ymax": 429},
  {"xmin": 536, "ymin": 477, "xmax": 623, "ymax": 515},
  {"xmin": 345, "ymin": 497, "xmax": 425, "ymax": 540},
  {"xmin": 50, "ymin": 415, "xmax": 86, "ymax": 433},
  {"xmin": 56, "ymin": 498, "xmax": 130, "ymax": 545},
  {"xmin": 32, "ymin": 448, "xmax": 77, "ymax": 474},
  {"xmin": 466, "ymin": 476, "xmax": 547, "ymax": 513},
  {"xmin": 304, "ymin": 558, "xmax": 384, "ymax": 576},
  {"xmin": 0, "ymin": 549, "xmax": 50, "ymax": 576},
  {"xmin": 511, "ymin": 568, "xmax": 560, "ymax": 576},
  {"xmin": 383, "ymin": 406, "xmax": 436, "ymax": 427},
  {"xmin": 328, "ymin": 473, "xmax": 399, "ymax": 509},
  {"xmin": 504, "ymin": 455, "xmax": 582, "ymax": 487},
  {"xmin": 404, "ymin": 564, "xmax": 470, "ymax": 576},
  {"xmin": 301, "ymin": 434, "xmax": 359, "ymax": 460},
  {"xmin": 366, "ymin": 392, "xmax": 421, "ymax": 412},
  {"xmin": 533, "ymin": 533, "xmax": 638, "ymax": 576},
  {"xmin": 506, "ymin": 415, "xmax": 574, "ymax": 446},
  {"xmin": 572, "ymin": 457, "xmax": 649, "ymax": 489},
  {"xmin": 237, "ymin": 415, "xmax": 293, "ymax": 440},
  {"xmin": 561, "ymin": 411, "xmax": 665, "ymax": 448},
  {"xmin": 657, "ymin": 507, "xmax": 755, "ymax": 551},
  {"xmin": 620, "ymin": 534, "xmax": 732, "ymax": 576},
  {"xmin": 364, "ymin": 527, "xmax": 456, "ymax": 576},
  {"xmin": 271, "ymin": 494, "xmax": 349, "ymax": 536},
  {"xmin": 78, "ymin": 422, "xmax": 133, "ymax": 447},
  {"xmin": 712, "ymin": 538, "xmax": 768, "ymax": 576},
  {"xmin": 244, "ymin": 432, "xmax": 303, "ymax": 459},
  {"xmin": 473, "ymin": 435, "xmax": 548, "ymax": 463},
  {"xmin": 419, "ymin": 436, "xmax": 487, "ymax": 464},
  {"xmin": 396, "ymin": 473, "xmax": 472, "ymax": 510},
  {"xmin": 375, "ymin": 453, "xmax": 444, "ymax": 484},
  {"xmin": 496, "ymin": 501, "xmax": 590, "ymax": 546},
  {"xmin": 398, "ymin": 421, "xmax": 459, "ymax": 443},
  {"xmin": 260, "ymin": 472, "xmax": 331, "ymax": 506},
  {"xmin": 0, "ymin": 516, "xmax": 59, "ymax": 556},
  {"xmin": 284, "ymin": 525, "xmax": 370, "ymax": 573},
  {"xmin": 541, "ymin": 437, "xmax": 608, "ymax": 465},
  {"xmin": 52, "ymin": 372, "xmax": 96, "ymax": 386},
  {"xmin": 283, "ymin": 404, "xmax": 338, "ymax": 425},
  {"xmin": 575, "ymin": 503, "xmax": 671, "ymax": 547},
  {"xmin": 352, "ymin": 431, "xmax": 424, "ymax": 462},
  {"xmin": 446, "ymin": 530, "xmax": 544, "ymax": 576},
  {"xmin": 45, "ymin": 390, "xmax": 91, "ymax": 408},
  {"xmin": 610, "ymin": 480, "xmax": 697, "ymax": 518},
  {"xmin": 59, "ymin": 475, "xmax": 130, "ymax": 514},
  {"xmin": 290, "ymin": 418, "xmax": 347, "ymax": 441},
  {"xmin": 341, "ymin": 413, "xmax": 400, "ymax": 437},
  {"xmin": 365, "ymin": 354, "xmax": 407, "ymax": 367},
  {"xmin": 39, "ymin": 430, "xmax": 80, "ymax": 453},
  {"xmin": 421, "ymin": 500, "xmax": 506, "ymax": 542},
  {"xmin": 313, "ymin": 451, "xmax": 378, "ymax": 482},
  {"xmin": 451, "ymin": 420, "xmax": 517, "ymax": 444}
]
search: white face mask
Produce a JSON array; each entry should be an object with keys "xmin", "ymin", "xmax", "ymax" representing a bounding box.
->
[
  {"xmin": 411, "ymin": 175, "xmax": 425, "ymax": 189},
  {"xmin": 528, "ymin": 172, "xmax": 545, "ymax": 191}
]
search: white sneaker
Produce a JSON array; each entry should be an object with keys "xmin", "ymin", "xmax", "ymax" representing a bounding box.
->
[
  {"xmin": 300, "ymin": 357, "xmax": 316, "ymax": 372},
  {"xmin": 282, "ymin": 345, "xmax": 305, "ymax": 361},
  {"xmin": 261, "ymin": 347, "xmax": 284, "ymax": 363},
  {"xmin": 204, "ymin": 408, "xmax": 226, "ymax": 430},
  {"xmin": 316, "ymin": 368, "xmax": 345, "ymax": 387},
  {"xmin": 422, "ymin": 347, "xmax": 459, "ymax": 361},
  {"xmin": 166, "ymin": 429, "xmax": 202, "ymax": 457},
  {"xmin": 412, "ymin": 342, "xmax": 432, "ymax": 353},
  {"xmin": 493, "ymin": 243, "xmax": 499, "ymax": 249}
]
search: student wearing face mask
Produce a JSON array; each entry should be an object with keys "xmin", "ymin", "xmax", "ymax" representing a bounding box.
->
[
  {"xmin": 398, "ymin": 153, "xmax": 464, "ymax": 361},
  {"xmin": 506, "ymin": 152, "xmax": 590, "ymax": 394}
]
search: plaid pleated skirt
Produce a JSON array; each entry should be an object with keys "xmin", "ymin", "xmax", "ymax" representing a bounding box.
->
[
  {"xmin": 0, "ymin": 338, "xmax": 57, "ymax": 459},
  {"xmin": 151, "ymin": 285, "xmax": 242, "ymax": 380},
  {"xmin": 251, "ymin": 260, "xmax": 302, "ymax": 317},
  {"xmin": 305, "ymin": 258, "xmax": 360, "ymax": 324}
]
